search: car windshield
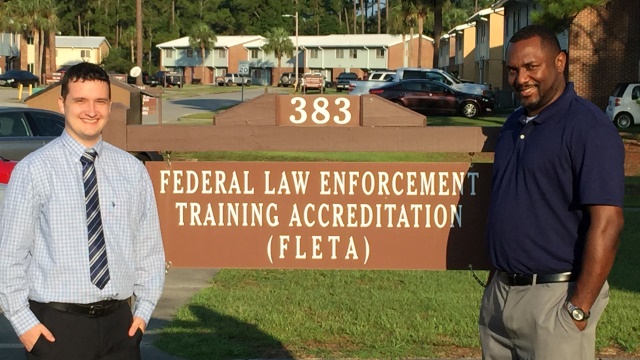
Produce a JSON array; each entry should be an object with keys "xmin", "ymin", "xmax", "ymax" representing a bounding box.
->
[
  {"xmin": 442, "ymin": 71, "xmax": 462, "ymax": 84},
  {"xmin": 339, "ymin": 73, "xmax": 357, "ymax": 79},
  {"xmin": 611, "ymin": 83, "xmax": 628, "ymax": 97}
]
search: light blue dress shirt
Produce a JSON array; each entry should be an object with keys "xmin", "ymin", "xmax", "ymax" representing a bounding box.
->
[{"xmin": 0, "ymin": 130, "xmax": 165, "ymax": 336}]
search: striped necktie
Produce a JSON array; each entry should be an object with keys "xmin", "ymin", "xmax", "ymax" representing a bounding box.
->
[{"xmin": 81, "ymin": 150, "xmax": 110, "ymax": 290}]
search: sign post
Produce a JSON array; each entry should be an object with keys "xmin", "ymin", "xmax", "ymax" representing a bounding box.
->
[{"xmin": 238, "ymin": 60, "xmax": 250, "ymax": 102}]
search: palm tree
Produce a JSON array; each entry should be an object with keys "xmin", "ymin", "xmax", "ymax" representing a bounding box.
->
[
  {"xmin": 3, "ymin": 0, "xmax": 52, "ymax": 79},
  {"xmin": 262, "ymin": 27, "xmax": 294, "ymax": 86},
  {"xmin": 389, "ymin": 0, "xmax": 415, "ymax": 67},
  {"xmin": 409, "ymin": 0, "xmax": 429, "ymax": 68},
  {"xmin": 189, "ymin": 22, "xmax": 217, "ymax": 85}
]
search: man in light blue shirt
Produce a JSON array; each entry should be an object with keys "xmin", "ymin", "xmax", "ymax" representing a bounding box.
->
[{"xmin": 0, "ymin": 62, "xmax": 165, "ymax": 359}]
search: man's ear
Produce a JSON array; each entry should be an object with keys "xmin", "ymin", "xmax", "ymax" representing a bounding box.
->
[
  {"xmin": 57, "ymin": 96, "xmax": 65, "ymax": 114},
  {"xmin": 556, "ymin": 50, "xmax": 567, "ymax": 74}
]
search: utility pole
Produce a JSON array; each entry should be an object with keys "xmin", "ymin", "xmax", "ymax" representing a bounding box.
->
[{"xmin": 136, "ymin": 0, "xmax": 143, "ymax": 86}]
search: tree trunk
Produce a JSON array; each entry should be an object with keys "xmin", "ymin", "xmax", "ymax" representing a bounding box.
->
[
  {"xmin": 48, "ymin": 29, "xmax": 56, "ymax": 73},
  {"xmin": 77, "ymin": 15, "xmax": 81, "ymax": 36},
  {"xmin": 277, "ymin": 56, "xmax": 282, "ymax": 86},
  {"xmin": 345, "ymin": 8, "xmax": 350, "ymax": 34},
  {"xmin": 130, "ymin": 39, "xmax": 134, "ymax": 63},
  {"xmin": 377, "ymin": 0, "xmax": 381, "ymax": 33},
  {"xmin": 172, "ymin": 0, "xmax": 175, "ymax": 26},
  {"xmin": 432, "ymin": 0, "xmax": 442, "ymax": 69},
  {"xmin": 417, "ymin": 15, "xmax": 423, "ymax": 68},
  {"xmin": 386, "ymin": 0, "xmax": 389, "ymax": 33},
  {"xmin": 402, "ymin": 33, "xmax": 407, "ymax": 67},
  {"xmin": 201, "ymin": 44, "xmax": 206, "ymax": 84},
  {"xmin": 353, "ymin": 1, "xmax": 357, "ymax": 34},
  {"xmin": 409, "ymin": 26, "xmax": 414, "ymax": 67},
  {"xmin": 360, "ymin": 0, "xmax": 364, "ymax": 34},
  {"xmin": 136, "ymin": 0, "xmax": 143, "ymax": 86}
]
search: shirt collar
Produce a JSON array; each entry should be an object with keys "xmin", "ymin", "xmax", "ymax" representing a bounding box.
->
[
  {"xmin": 60, "ymin": 130, "xmax": 105, "ymax": 160},
  {"xmin": 517, "ymin": 82, "xmax": 576, "ymax": 125}
]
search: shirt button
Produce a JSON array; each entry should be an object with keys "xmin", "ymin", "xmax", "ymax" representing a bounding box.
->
[{"xmin": 520, "ymin": 134, "xmax": 525, "ymax": 139}]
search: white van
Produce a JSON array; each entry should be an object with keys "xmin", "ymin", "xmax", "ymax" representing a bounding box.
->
[{"xmin": 605, "ymin": 83, "xmax": 640, "ymax": 128}]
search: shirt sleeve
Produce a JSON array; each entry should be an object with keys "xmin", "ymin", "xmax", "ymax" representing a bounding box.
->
[
  {"xmin": 131, "ymin": 163, "xmax": 166, "ymax": 324},
  {"xmin": 0, "ymin": 162, "xmax": 42, "ymax": 335},
  {"xmin": 574, "ymin": 121, "xmax": 625, "ymax": 207}
]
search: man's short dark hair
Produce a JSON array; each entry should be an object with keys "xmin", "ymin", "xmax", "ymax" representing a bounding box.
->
[
  {"xmin": 509, "ymin": 24, "xmax": 562, "ymax": 56},
  {"xmin": 60, "ymin": 62, "xmax": 111, "ymax": 100}
]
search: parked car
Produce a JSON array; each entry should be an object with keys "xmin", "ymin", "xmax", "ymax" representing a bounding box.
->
[
  {"xmin": 0, "ymin": 156, "xmax": 17, "ymax": 184},
  {"xmin": 0, "ymin": 107, "xmax": 162, "ymax": 162},
  {"xmin": 605, "ymin": 82, "xmax": 640, "ymax": 128},
  {"xmin": 219, "ymin": 73, "xmax": 251, "ymax": 86},
  {"xmin": 127, "ymin": 71, "xmax": 151, "ymax": 85},
  {"xmin": 366, "ymin": 71, "xmax": 395, "ymax": 81},
  {"xmin": 278, "ymin": 72, "xmax": 302, "ymax": 87},
  {"xmin": 150, "ymin": 71, "xmax": 182, "ymax": 87},
  {"xmin": 0, "ymin": 70, "xmax": 39, "ymax": 88},
  {"xmin": 335, "ymin": 72, "xmax": 359, "ymax": 92},
  {"xmin": 369, "ymin": 79, "xmax": 494, "ymax": 118}
]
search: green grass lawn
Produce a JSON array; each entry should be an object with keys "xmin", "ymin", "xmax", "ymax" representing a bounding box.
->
[
  {"xmin": 156, "ymin": 107, "xmax": 640, "ymax": 359},
  {"xmin": 161, "ymin": 84, "xmax": 269, "ymax": 100},
  {"xmin": 156, "ymin": 212, "xmax": 640, "ymax": 359}
]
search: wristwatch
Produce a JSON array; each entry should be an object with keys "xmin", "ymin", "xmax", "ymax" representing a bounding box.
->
[{"xmin": 566, "ymin": 300, "xmax": 590, "ymax": 321}]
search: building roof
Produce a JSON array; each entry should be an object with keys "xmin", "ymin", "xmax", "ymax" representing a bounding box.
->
[
  {"xmin": 55, "ymin": 36, "xmax": 110, "ymax": 49},
  {"xmin": 157, "ymin": 35, "xmax": 264, "ymax": 48},
  {"xmin": 468, "ymin": 7, "xmax": 504, "ymax": 22},
  {"xmin": 244, "ymin": 33, "xmax": 434, "ymax": 49},
  {"xmin": 447, "ymin": 23, "xmax": 475, "ymax": 35}
]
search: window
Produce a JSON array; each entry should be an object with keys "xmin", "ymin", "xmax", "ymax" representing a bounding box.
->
[
  {"xmin": 376, "ymin": 49, "xmax": 385, "ymax": 58},
  {"xmin": 81, "ymin": 50, "xmax": 91, "ymax": 58},
  {"xmin": 632, "ymin": 86, "xmax": 640, "ymax": 101},
  {"xmin": 250, "ymin": 49, "xmax": 259, "ymax": 58},
  {"xmin": 166, "ymin": 49, "xmax": 175, "ymax": 58},
  {"xmin": 349, "ymin": 49, "xmax": 358, "ymax": 59},
  {"xmin": 27, "ymin": 36, "xmax": 34, "ymax": 45},
  {"xmin": 479, "ymin": 25, "xmax": 487, "ymax": 43},
  {"xmin": 186, "ymin": 49, "xmax": 194, "ymax": 58},
  {"xmin": 218, "ymin": 49, "xmax": 226, "ymax": 58},
  {"xmin": 0, "ymin": 113, "xmax": 30, "ymax": 137},
  {"xmin": 336, "ymin": 49, "xmax": 344, "ymax": 58},
  {"xmin": 30, "ymin": 113, "xmax": 65, "ymax": 137},
  {"xmin": 27, "ymin": 63, "xmax": 34, "ymax": 73},
  {"xmin": 310, "ymin": 49, "xmax": 319, "ymax": 58}
]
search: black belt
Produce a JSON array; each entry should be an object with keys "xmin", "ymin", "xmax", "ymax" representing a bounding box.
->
[
  {"xmin": 498, "ymin": 271, "xmax": 577, "ymax": 286},
  {"xmin": 30, "ymin": 299, "xmax": 129, "ymax": 318}
]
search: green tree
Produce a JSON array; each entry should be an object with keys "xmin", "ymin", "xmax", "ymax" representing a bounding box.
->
[
  {"xmin": 188, "ymin": 22, "xmax": 217, "ymax": 84},
  {"xmin": 531, "ymin": 0, "xmax": 609, "ymax": 32},
  {"xmin": 262, "ymin": 27, "xmax": 294, "ymax": 86},
  {"xmin": 388, "ymin": 0, "xmax": 416, "ymax": 67}
]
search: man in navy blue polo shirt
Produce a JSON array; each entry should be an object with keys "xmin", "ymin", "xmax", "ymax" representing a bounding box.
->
[{"xmin": 478, "ymin": 25, "xmax": 624, "ymax": 359}]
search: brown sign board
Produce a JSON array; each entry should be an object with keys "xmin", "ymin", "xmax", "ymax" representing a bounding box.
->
[
  {"xmin": 276, "ymin": 95, "xmax": 362, "ymax": 127},
  {"xmin": 147, "ymin": 161, "xmax": 492, "ymax": 270}
]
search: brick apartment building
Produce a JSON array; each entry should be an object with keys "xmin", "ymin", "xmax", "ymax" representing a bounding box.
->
[{"xmin": 569, "ymin": 0, "xmax": 640, "ymax": 109}]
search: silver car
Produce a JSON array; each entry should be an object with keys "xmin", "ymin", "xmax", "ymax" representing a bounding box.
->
[{"xmin": 0, "ymin": 107, "xmax": 65, "ymax": 160}]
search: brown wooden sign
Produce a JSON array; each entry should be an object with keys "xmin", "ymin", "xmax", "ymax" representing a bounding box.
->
[
  {"xmin": 276, "ymin": 95, "xmax": 361, "ymax": 126},
  {"xmin": 147, "ymin": 161, "xmax": 492, "ymax": 270}
]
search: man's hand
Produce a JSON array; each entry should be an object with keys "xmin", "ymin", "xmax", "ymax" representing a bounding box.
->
[
  {"xmin": 128, "ymin": 316, "xmax": 146, "ymax": 336},
  {"xmin": 19, "ymin": 324, "xmax": 55, "ymax": 352}
]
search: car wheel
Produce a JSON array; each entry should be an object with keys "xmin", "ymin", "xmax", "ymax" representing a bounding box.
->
[
  {"xmin": 337, "ymin": 88, "xmax": 342, "ymax": 92},
  {"xmin": 461, "ymin": 102, "xmax": 479, "ymax": 118},
  {"xmin": 245, "ymin": 80, "xmax": 251, "ymax": 86},
  {"xmin": 614, "ymin": 113, "xmax": 633, "ymax": 129},
  {"xmin": 281, "ymin": 75, "xmax": 289, "ymax": 84}
]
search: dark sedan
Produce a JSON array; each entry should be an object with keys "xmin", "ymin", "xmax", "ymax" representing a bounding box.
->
[
  {"xmin": 0, "ymin": 107, "xmax": 162, "ymax": 162},
  {"xmin": 369, "ymin": 79, "xmax": 494, "ymax": 118},
  {"xmin": 0, "ymin": 70, "xmax": 39, "ymax": 88}
]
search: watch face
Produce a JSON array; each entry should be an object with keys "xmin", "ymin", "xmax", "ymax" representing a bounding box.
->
[{"xmin": 571, "ymin": 308, "xmax": 585, "ymax": 321}]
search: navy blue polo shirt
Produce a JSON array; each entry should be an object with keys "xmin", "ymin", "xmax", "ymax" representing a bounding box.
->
[{"xmin": 486, "ymin": 83, "xmax": 624, "ymax": 274}]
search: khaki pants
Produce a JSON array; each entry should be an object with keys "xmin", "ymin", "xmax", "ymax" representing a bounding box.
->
[{"xmin": 479, "ymin": 273, "xmax": 609, "ymax": 360}]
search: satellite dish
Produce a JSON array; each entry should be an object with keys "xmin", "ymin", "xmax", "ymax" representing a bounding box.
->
[{"xmin": 129, "ymin": 66, "xmax": 142, "ymax": 78}]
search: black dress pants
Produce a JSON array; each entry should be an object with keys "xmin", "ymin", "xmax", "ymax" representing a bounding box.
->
[{"xmin": 27, "ymin": 301, "xmax": 142, "ymax": 360}]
